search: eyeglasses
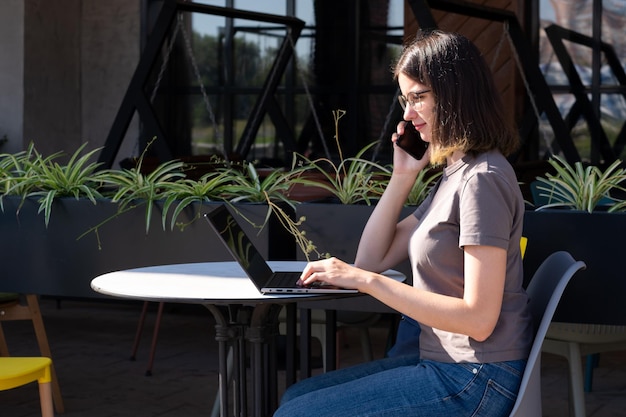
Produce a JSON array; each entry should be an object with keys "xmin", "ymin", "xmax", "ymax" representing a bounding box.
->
[{"xmin": 398, "ymin": 89, "xmax": 431, "ymax": 111}]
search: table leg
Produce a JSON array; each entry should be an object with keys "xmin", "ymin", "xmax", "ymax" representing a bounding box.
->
[
  {"xmin": 299, "ymin": 308, "xmax": 312, "ymax": 378},
  {"xmin": 206, "ymin": 303, "xmax": 291, "ymax": 417},
  {"xmin": 233, "ymin": 307, "xmax": 251, "ymax": 415},
  {"xmin": 284, "ymin": 304, "xmax": 297, "ymax": 387},
  {"xmin": 299, "ymin": 307, "xmax": 338, "ymax": 373},
  {"xmin": 325, "ymin": 310, "xmax": 337, "ymax": 371},
  {"xmin": 266, "ymin": 308, "xmax": 283, "ymax": 412},
  {"xmin": 248, "ymin": 303, "xmax": 282, "ymax": 417},
  {"xmin": 204, "ymin": 305, "xmax": 239, "ymax": 417}
]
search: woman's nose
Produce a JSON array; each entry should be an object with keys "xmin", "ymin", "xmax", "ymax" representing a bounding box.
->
[{"xmin": 403, "ymin": 106, "xmax": 415, "ymax": 120}]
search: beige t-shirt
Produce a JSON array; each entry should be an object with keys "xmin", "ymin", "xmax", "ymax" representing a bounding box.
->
[{"xmin": 411, "ymin": 151, "xmax": 533, "ymax": 363}]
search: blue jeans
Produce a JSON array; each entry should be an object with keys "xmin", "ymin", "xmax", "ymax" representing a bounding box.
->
[{"xmin": 274, "ymin": 355, "xmax": 526, "ymax": 417}]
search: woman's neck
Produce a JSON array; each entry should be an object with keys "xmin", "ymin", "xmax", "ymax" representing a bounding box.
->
[{"xmin": 446, "ymin": 150, "xmax": 466, "ymax": 166}]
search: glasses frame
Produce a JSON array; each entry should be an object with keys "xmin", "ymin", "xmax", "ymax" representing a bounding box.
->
[{"xmin": 398, "ymin": 89, "xmax": 431, "ymax": 111}]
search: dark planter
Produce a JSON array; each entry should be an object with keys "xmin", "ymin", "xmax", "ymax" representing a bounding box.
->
[
  {"xmin": 0, "ymin": 197, "xmax": 274, "ymax": 298},
  {"xmin": 523, "ymin": 210, "xmax": 626, "ymax": 325}
]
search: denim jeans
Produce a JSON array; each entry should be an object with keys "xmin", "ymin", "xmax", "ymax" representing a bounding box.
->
[
  {"xmin": 386, "ymin": 315, "xmax": 421, "ymax": 358},
  {"xmin": 274, "ymin": 355, "xmax": 526, "ymax": 417}
]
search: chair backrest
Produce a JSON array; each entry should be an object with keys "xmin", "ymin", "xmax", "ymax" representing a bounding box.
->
[{"xmin": 509, "ymin": 251, "xmax": 586, "ymax": 417}]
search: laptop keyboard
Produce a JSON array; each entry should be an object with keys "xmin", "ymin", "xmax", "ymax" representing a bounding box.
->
[{"xmin": 267, "ymin": 272, "xmax": 302, "ymax": 288}]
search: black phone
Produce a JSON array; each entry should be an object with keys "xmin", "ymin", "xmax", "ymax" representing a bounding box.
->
[{"xmin": 396, "ymin": 122, "xmax": 428, "ymax": 160}]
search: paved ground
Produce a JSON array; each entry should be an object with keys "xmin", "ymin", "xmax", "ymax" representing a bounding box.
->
[{"xmin": 2, "ymin": 297, "xmax": 626, "ymax": 416}]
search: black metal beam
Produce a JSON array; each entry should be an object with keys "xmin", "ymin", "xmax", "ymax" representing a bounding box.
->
[
  {"xmin": 266, "ymin": 96, "xmax": 298, "ymax": 166},
  {"xmin": 406, "ymin": 0, "xmax": 437, "ymax": 31},
  {"xmin": 98, "ymin": 0, "xmax": 178, "ymax": 168},
  {"xmin": 545, "ymin": 24, "xmax": 626, "ymax": 163},
  {"xmin": 236, "ymin": 20, "xmax": 304, "ymax": 157}
]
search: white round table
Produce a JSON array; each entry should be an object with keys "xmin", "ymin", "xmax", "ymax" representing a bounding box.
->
[{"xmin": 92, "ymin": 261, "xmax": 404, "ymax": 416}]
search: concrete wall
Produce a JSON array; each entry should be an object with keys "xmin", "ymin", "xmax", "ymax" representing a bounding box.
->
[
  {"xmin": 24, "ymin": 0, "xmax": 82, "ymax": 156},
  {"xmin": 0, "ymin": 0, "xmax": 140, "ymax": 163},
  {"xmin": 0, "ymin": 1, "xmax": 25, "ymax": 154},
  {"xmin": 81, "ymin": 0, "xmax": 140, "ymax": 166}
]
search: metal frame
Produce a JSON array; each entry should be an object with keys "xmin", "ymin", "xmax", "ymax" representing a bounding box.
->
[
  {"xmin": 103, "ymin": 0, "xmax": 621, "ymax": 167},
  {"xmin": 545, "ymin": 24, "xmax": 626, "ymax": 163},
  {"xmin": 98, "ymin": 0, "xmax": 304, "ymax": 168}
]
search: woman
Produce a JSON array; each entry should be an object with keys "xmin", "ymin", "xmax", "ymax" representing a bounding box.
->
[{"xmin": 275, "ymin": 30, "xmax": 533, "ymax": 417}]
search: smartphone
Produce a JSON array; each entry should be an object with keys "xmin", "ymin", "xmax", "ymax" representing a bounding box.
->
[{"xmin": 396, "ymin": 122, "xmax": 428, "ymax": 160}]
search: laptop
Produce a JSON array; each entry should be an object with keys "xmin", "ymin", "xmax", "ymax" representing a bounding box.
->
[{"xmin": 204, "ymin": 205, "xmax": 359, "ymax": 294}]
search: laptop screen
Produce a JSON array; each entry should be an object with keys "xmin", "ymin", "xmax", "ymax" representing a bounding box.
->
[{"xmin": 205, "ymin": 205, "xmax": 274, "ymax": 286}]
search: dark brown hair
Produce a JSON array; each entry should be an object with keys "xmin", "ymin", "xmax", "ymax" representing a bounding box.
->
[{"xmin": 394, "ymin": 30, "xmax": 518, "ymax": 159}]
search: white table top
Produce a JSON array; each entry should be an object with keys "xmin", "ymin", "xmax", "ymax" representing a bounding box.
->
[{"xmin": 91, "ymin": 261, "xmax": 405, "ymax": 305}]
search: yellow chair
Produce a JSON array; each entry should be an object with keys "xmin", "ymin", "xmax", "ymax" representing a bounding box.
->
[
  {"xmin": 520, "ymin": 236, "xmax": 528, "ymax": 258},
  {"xmin": 0, "ymin": 294, "xmax": 64, "ymax": 412},
  {"xmin": 0, "ymin": 357, "xmax": 54, "ymax": 417}
]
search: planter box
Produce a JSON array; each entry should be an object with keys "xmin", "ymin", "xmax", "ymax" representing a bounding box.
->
[
  {"xmin": 0, "ymin": 197, "xmax": 275, "ymax": 298},
  {"xmin": 523, "ymin": 210, "xmax": 626, "ymax": 325}
]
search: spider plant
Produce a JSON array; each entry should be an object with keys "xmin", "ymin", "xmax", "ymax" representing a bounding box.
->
[
  {"xmin": 291, "ymin": 109, "xmax": 391, "ymax": 205},
  {"xmin": 219, "ymin": 162, "xmax": 300, "ymax": 206},
  {"xmin": 0, "ymin": 145, "xmax": 39, "ymax": 200},
  {"xmin": 0, "ymin": 143, "xmax": 107, "ymax": 226},
  {"xmin": 216, "ymin": 161, "xmax": 300, "ymax": 232},
  {"xmin": 160, "ymin": 170, "xmax": 233, "ymax": 231},
  {"xmin": 406, "ymin": 167, "xmax": 442, "ymax": 206},
  {"xmin": 534, "ymin": 155, "xmax": 626, "ymax": 213},
  {"xmin": 100, "ymin": 157, "xmax": 186, "ymax": 233},
  {"xmin": 293, "ymin": 142, "xmax": 391, "ymax": 205},
  {"xmin": 206, "ymin": 160, "xmax": 330, "ymax": 259}
]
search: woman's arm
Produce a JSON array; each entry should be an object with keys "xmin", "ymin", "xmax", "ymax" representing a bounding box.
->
[
  {"xmin": 354, "ymin": 172, "xmax": 419, "ymax": 272},
  {"xmin": 300, "ymin": 244, "xmax": 506, "ymax": 341},
  {"xmin": 354, "ymin": 123, "xmax": 430, "ymax": 273}
]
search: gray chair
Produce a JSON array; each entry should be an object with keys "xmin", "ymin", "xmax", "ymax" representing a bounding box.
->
[
  {"xmin": 509, "ymin": 251, "xmax": 586, "ymax": 417},
  {"xmin": 542, "ymin": 323, "xmax": 626, "ymax": 417}
]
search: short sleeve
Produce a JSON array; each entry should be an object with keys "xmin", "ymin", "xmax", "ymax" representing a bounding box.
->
[{"xmin": 458, "ymin": 171, "xmax": 517, "ymax": 249}]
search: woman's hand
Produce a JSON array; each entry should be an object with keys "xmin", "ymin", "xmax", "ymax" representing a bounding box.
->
[{"xmin": 298, "ymin": 257, "xmax": 368, "ymax": 291}]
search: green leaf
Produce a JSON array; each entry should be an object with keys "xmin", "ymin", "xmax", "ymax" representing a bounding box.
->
[{"xmin": 535, "ymin": 156, "xmax": 626, "ymax": 212}]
